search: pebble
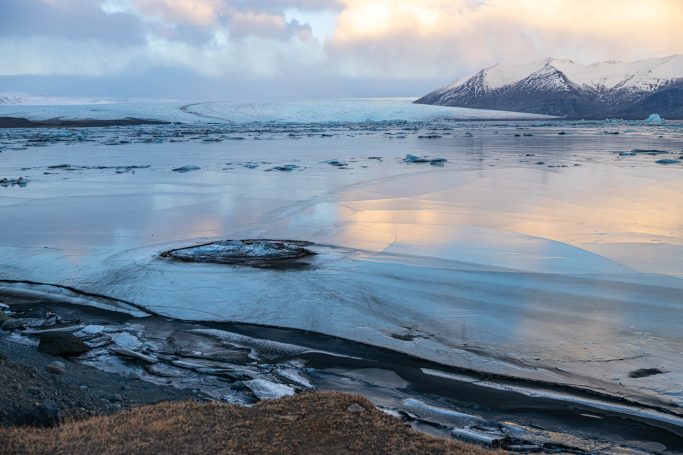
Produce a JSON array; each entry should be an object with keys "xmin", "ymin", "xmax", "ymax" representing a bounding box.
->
[
  {"xmin": 347, "ymin": 403, "xmax": 365, "ymax": 413},
  {"xmin": 1, "ymin": 319, "xmax": 24, "ymax": 330},
  {"xmin": 46, "ymin": 362, "xmax": 66, "ymax": 375},
  {"xmin": 38, "ymin": 332, "xmax": 90, "ymax": 357}
]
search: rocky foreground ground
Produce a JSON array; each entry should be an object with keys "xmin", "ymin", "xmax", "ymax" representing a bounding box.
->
[{"xmin": 0, "ymin": 315, "xmax": 490, "ymax": 454}]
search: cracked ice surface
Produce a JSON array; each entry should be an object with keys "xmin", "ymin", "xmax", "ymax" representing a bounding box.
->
[{"xmin": 1, "ymin": 103, "xmax": 683, "ymax": 410}]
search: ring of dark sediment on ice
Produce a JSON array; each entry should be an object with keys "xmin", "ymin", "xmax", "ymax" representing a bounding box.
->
[{"xmin": 160, "ymin": 239, "xmax": 316, "ymax": 267}]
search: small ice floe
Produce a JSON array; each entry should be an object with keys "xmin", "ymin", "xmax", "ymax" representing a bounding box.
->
[
  {"xmin": 112, "ymin": 331, "xmax": 142, "ymax": 350},
  {"xmin": 244, "ymin": 379, "xmax": 295, "ymax": 400},
  {"xmin": 188, "ymin": 328, "xmax": 315, "ymax": 361},
  {"xmin": 172, "ymin": 165, "xmax": 200, "ymax": 173},
  {"xmin": 403, "ymin": 154, "xmax": 447, "ymax": 166},
  {"xmin": 402, "ymin": 398, "xmax": 490, "ymax": 429},
  {"xmin": 109, "ymin": 346, "xmax": 158, "ymax": 364},
  {"xmin": 44, "ymin": 164, "xmax": 151, "ymax": 174},
  {"xmin": 0, "ymin": 177, "xmax": 29, "ymax": 187},
  {"xmin": 324, "ymin": 159, "xmax": 348, "ymax": 168},
  {"xmin": 450, "ymin": 428, "xmax": 509, "ymax": 449},
  {"xmin": 81, "ymin": 324, "xmax": 105, "ymax": 335},
  {"xmin": 161, "ymin": 239, "xmax": 315, "ymax": 267},
  {"xmin": 273, "ymin": 366, "xmax": 313, "ymax": 390},
  {"xmin": 645, "ymin": 113, "xmax": 664, "ymax": 123},
  {"xmin": 656, "ymin": 159, "xmax": 681, "ymax": 165},
  {"xmin": 268, "ymin": 164, "xmax": 299, "ymax": 171},
  {"xmin": 238, "ymin": 162, "xmax": 259, "ymax": 169},
  {"xmin": 417, "ymin": 134, "xmax": 442, "ymax": 139},
  {"xmin": 618, "ymin": 149, "xmax": 670, "ymax": 157}
]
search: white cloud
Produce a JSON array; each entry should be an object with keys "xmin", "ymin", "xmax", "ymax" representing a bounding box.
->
[
  {"xmin": 328, "ymin": 0, "xmax": 683, "ymax": 79},
  {"xmin": 2, "ymin": 0, "xmax": 682, "ymax": 97}
]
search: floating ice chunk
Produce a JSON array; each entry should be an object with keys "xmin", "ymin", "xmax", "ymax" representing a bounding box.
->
[
  {"xmin": 402, "ymin": 398, "xmax": 489, "ymax": 428},
  {"xmin": 324, "ymin": 159, "xmax": 348, "ymax": 167},
  {"xmin": 110, "ymin": 346, "xmax": 158, "ymax": 364},
  {"xmin": 268, "ymin": 164, "xmax": 299, "ymax": 171},
  {"xmin": 187, "ymin": 328, "xmax": 313, "ymax": 360},
  {"xmin": 619, "ymin": 149, "xmax": 669, "ymax": 156},
  {"xmin": 238, "ymin": 162, "xmax": 259, "ymax": 169},
  {"xmin": 161, "ymin": 239, "xmax": 315, "ymax": 267},
  {"xmin": 80, "ymin": 325, "xmax": 105, "ymax": 336},
  {"xmin": 244, "ymin": 379, "xmax": 295, "ymax": 400},
  {"xmin": 645, "ymin": 113, "xmax": 664, "ymax": 123},
  {"xmin": 274, "ymin": 367, "xmax": 313, "ymax": 389},
  {"xmin": 172, "ymin": 165, "xmax": 200, "ymax": 173},
  {"xmin": 0, "ymin": 177, "xmax": 29, "ymax": 187},
  {"xmin": 655, "ymin": 159, "xmax": 680, "ymax": 165},
  {"xmin": 403, "ymin": 154, "xmax": 447, "ymax": 166},
  {"xmin": 450, "ymin": 428, "xmax": 509, "ymax": 448},
  {"xmin": 112, "ymin": 331, "xmax": 141, "ymax": 349}
]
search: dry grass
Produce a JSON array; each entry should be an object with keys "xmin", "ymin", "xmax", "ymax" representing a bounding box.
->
[{"xmin": 0, "ymin": 392, "xmax": 496, "ymax": 455}]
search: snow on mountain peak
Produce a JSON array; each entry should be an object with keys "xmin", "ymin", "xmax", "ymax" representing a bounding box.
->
[
  {"xmin": 442, "ymin": 55, "xmax": 683, "ymax": 94},
  {"xmin": 416, "ymin": 54, "xmax": 683, "ymax": 119}
]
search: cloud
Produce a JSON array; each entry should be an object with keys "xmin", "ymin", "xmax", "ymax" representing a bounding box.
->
[
  {"xmin": 0, "ymin": 0, "xmax": 681, "ymax": 98},
  {"xmin": 0, "ymin": 0, "xmax": 146, "ymax": 45},
  {"xmin": 327, "ymin": 0, "xmax": 683, "ymax": 78}
]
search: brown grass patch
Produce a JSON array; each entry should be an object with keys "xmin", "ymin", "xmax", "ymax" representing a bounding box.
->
[{"xmin": 0, "ymin": 392, "xmax": 496, "ymax": 454}]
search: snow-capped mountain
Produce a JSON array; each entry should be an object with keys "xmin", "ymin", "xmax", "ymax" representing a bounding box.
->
[{"xmin": 415, "ymin": 55, "xmax": 683, "ymax": 119}]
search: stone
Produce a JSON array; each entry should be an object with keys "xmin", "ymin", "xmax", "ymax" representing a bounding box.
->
[
  {"xmin": 628, "ymin": 368, "xmax": 664, "ymax": 378},
  {"xmin": 22, "ymin": 400, "xmax": 61, "ymax": 427},
  {"xmin": 46, "ymin": 362, "xmax": 66, "ymax": 374},
  {"xmin": 38, "ymin": 332, "xmax": 90, "ymax": 357},
  {"xmin": 1, "ymin": 319, "xmax": 24, "ymax": 330},
  {"xmin": 127, "ymin": 371, "xmax": 140, "ymax": 380},
  {"xmin": 347, "ymin": 403, "xmax": 365, "ymax": 413}
]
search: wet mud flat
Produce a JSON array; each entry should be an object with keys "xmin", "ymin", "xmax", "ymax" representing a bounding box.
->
[{"xmin": 1, "ymin": 289, "xmax": 682, "ymax": 454}]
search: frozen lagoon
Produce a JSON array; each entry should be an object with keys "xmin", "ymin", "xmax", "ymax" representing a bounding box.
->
[{"xmin": 1, "ymin": 99, "xmax": 683, "ymax": 416}]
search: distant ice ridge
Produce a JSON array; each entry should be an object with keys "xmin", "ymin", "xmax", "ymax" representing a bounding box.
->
[
  {"xmin": 181, "ymin": 98, "xmax": 552, "ymax": 123},
  {"xmin": 0, "ymin": 93, "xmax": 118, "ymax": 106},
  {"xmin": 1, "ymin": 98, "xmax": 551, "ymax": 124}
]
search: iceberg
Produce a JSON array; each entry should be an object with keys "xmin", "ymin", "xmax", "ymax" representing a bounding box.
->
[{"xmin": 645, "ymin": 113, "xmax": 664, "ymax": 123}]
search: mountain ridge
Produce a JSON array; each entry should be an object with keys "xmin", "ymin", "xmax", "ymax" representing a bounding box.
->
[{"xmin": 415, "ymin": 55, "xmax": 683, "ymax": 119}]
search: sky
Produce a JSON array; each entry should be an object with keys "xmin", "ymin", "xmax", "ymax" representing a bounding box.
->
[{"xmin": 1, "ymin": 0, "xmax": 682, "ymax": 100}]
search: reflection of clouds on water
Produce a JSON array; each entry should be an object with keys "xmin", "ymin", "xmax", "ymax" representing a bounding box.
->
[{"xmin": 1, "ymin": 120, "xmax": 683, "ymax": 408}]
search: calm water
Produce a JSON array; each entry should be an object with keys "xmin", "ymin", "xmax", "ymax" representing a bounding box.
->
[{"xmin": 1, "ymin": 99, "xmax": 682, "ymax": 411}]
